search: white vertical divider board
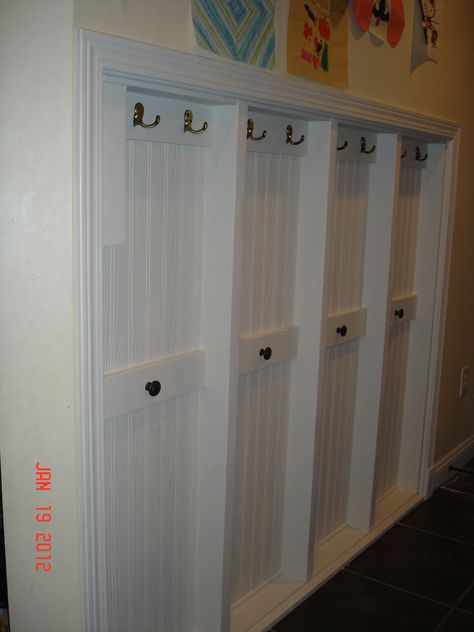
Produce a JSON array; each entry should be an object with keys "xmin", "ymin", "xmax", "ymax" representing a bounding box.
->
[
  {"xmin": 281, "ymin": 120, "xmax": 335, "ymax": 580},
  {"xmin": 196, "ymin": 102, "xmax": 247, "ymax": 632},
  {"xmin": 346, "ymin": 134, "xmax": 400, "ymax": 531},
  {"xmin": 397, "ymin": 143, "xmax": 447, "ymax": 491}
]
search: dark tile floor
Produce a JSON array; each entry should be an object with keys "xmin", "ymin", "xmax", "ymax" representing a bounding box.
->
[{"xmin": 271, "ymin": 459, "xmax": 474, "ymax": 632}]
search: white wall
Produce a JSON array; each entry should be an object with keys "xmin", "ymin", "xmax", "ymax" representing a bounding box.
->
[{"xmin": 0, "ymin": 1, "xmax": 83, "ymax": 630}]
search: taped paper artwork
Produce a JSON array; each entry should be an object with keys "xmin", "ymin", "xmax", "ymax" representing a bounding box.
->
[
  {"xmin": 191, "ymin": 0, "xmax": 275, "ymax": 69},
  {"xmin": 287, "ymin": 0, "xmax": 349, "ymax": 87}
]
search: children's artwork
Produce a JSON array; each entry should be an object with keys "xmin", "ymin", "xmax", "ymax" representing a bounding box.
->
[
  {"xmin": 352, "ymin": 0, "xmax": 405, "ymax": 48},
  {"xmin": 417, "ymin": 0, "xmax": 440, "ymax": 62},
  {"xmin": 191, "ymin": 0, "xmax": 275, "ymax": 70},
  {"xmin": 287, "ymin": 0, "xmax": 349, "ymax": 87}
]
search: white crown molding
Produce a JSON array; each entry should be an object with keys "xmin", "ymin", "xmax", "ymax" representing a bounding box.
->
[{"xmin": 80, "ymin": 29, "xmax": 458, "ymax": 140}]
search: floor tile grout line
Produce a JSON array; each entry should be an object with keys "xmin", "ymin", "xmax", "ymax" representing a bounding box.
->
[
  {"xmin": 432, "ymin": 607, "xmax": 456, "ymax": 632},
  {"xmin": 344, "ymin": 568, "xmax": 455, "ymax": 609},
  {"xmin": 398, "ymin": 521, "xmax": 474, "ymax": 548},
  {"xmin": 440, "ymin": 485, "xmax": 474, "ymax": 498},
  {"xmin": 432, "ymin": 580, "xmax": 474, "ymax": 632}
]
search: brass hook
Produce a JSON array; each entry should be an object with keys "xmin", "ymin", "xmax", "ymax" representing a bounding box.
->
[
  {"xmin": 247, "ymin": 119, "xmax": 267, "ymax": 141},
  {"xmin": 337, "ymin": 140, "xmax": 348, "ymax": 151},
  {"xmin": 401, "ymin": 150, "xmax": 407, "ymax": 159},
  {"xmin": 286, "ymin": 124, "xmax": 304, "ymax": 146},
  {"xmin": 184, "ymin": 109, "xmax": 208, "ymax": 134},
  {"xmin": 360, "ymin": 137, "xmax": 376, "ymax": 154},
  {"xmin": 133, "ymin": 102, "xmax": 160, "ymax": 129},
  {"xmin": 415, "ymin": 147, "xmax": 428, "ymax": 161}
]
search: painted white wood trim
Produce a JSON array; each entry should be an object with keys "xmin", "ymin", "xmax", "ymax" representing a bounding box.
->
[
  {"xmin": 195, "ymin": 102, "xmax": 247, "ymax": 632},
  {"xmin": 78, "ymin": 30, "xmax": 109, "ymax": 632},
  {"xmin": 336, "ymin": 128, "xmax": 377, "ymax": 163},
  {"xmin": 389, "ymin": 294, "xmax": 417, "ymax": 326},
  {"xmin": 238, "ymin": 326, "xmax": 299, "ymax": 375},
  {"xmin": 418, "ymin": 137, "xmax": 460, "ymax": 496},
  {"xmin": 400, "ymin": 142, "xmax": 457, "ymax": 493},
  {"xmin": 280, "ymin": 120, "xmax": 334, "ymax": 581},
  {"xmin": 79, "ymin": 30, "xmax": 458, "ymax": 140},
  {"xmin": 346, "ymin": 134, "xmax": 400, "ymax": 532},
  {"xmin": 230, "ymin": 492, "xmax": 422, "ymax": 632},
  {"xmin": 125, "ymin": 89, "xmax": 214, "ymax": 147},
  {"xmin": 326, "ymin": 307, "xmax": 367, "ymax": 347},
  {"xmin": 245, "ymin": 111, "xmax": 308, "ymax": 156},
  {"xmin": 401, "ymin": 139, "xmax": 428, "ymax": 169},
  {"xmin": 103, "ymin": 349, "xmax": 206, "ymax": 418},
  {"xmin": 428, "ymin": 435, "xmax": 474, "ymax": 495},
  {"xmin": 77, "ymin": 28, "xmax": 461, "ymax": 632}
]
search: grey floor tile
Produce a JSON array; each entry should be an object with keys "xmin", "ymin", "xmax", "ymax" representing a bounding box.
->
[{"xmin": 347, "ymin": 524, "xmax": 474, "ymax": 605}]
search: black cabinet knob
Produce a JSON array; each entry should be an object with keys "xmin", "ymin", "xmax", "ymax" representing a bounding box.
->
[
  {"xmin": 145, "ymin": 380, "xmax": 161, "ymax": 397},
  {"xmin": 259, "ymin": 347, "xmax": 272, "ymax": 360},
  {"xmin": 336, "ymin": 325, "xmax": 347, "ymax": 337},
  {"xmin": 395, "ymin": 308, "xmax": 404, "ymax": 319}
]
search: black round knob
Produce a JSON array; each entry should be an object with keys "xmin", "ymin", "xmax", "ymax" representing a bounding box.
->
[
  {"xmin": 145, "ymin": 380, "xmax": 161, "ymax": 397},
  {"xmin": 395, "ymin": 308, "xmax": 404, "ymax": 319},
  {"xmin": 259, "ymin": 347, "xmax": 272, "ymax": 360},
  {"xmin": 336, "ymin": 325, "xmax": 347, "ymax": 337}
]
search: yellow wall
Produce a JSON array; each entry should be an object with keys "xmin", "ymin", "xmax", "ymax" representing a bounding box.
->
[{"xmin": 0, "ymin": 1, "xmax": 472, "ymax": 630}]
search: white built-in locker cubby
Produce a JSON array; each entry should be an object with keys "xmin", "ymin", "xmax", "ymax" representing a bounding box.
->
[{"xmin": 79, "ymin": 31, "xmax": 458, "ymax": 632}]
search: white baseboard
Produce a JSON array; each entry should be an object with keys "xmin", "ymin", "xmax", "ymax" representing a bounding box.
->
[{"xmin": 428, "ymin": 434, "xmax": 474, "ymax": 494}]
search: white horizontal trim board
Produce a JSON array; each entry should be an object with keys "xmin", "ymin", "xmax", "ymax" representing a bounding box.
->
[
  {"xmin": 401, "ymin": 139, "xmax": 428, "ymax": 168},
  {"xmin": 389, "ymin": 293, "xmax": 417, "ymax": 326},
  {"xmin": 103, "ymin": 349, "xmax": 206, "ymax": 418},
  {"xmin": 238, "ymin": 326, "xmax": 299, "ymax": 374},
  {"xmin": 125, "ymin": 89, "xmax": 214, "ymax": 147},
  {"xmin": 246, "ymin": 111, "xmax": 308, "ymax": 156},
  {"xmin": 326, "ymin": 307, "xmax": 367, "ymax": 347},
  {"xmin": 336, "ymin": 128, "xmax": 377, "ymax": 163},
  {"xmin": 78, "ymin": 28, "xmax": 460, "ymax": 632}
]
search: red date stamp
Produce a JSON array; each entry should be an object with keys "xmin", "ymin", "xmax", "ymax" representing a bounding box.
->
[{"xmin": 35, "ymin": 463, "xmax": 53, "ymax": 573}]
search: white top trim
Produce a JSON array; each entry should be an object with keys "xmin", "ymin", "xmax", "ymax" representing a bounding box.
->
[{"xmin": 80, "ymin": 29, "xmax": 458, "ymax": 141}]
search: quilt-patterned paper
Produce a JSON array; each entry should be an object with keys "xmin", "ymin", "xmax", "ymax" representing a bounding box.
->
[{"xmin": 192, "ymin": 0, "xmax": 275, "ymax": 69}]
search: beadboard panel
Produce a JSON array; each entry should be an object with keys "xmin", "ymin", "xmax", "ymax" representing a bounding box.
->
[
  {"xmin": 390, "ymin": 167, "xmax": 422, "ymax": 298},
  {"xmin": 231, "ymin": 365, "xmax": 291, "ymax": 603},
  {"xmin": 231, "ymin": 149, "xmax": 299, "ymax": 603},
  {"xmin": 313, "ymin": 158, "xmax": 369, "ymax": 545},
  {"xmin": 239, "ymin": 152, "xmax": 298, "ymax": 336},
  {"xmin": 104, "ymin": 393, "xmax": 198, "ymax": 632},
  {"xmin": 102, "ymin": 139, "xmax": 205, "ymax": 631},
  {"xmin": 103, "ymin": 141, "xmax": 204, "ymax": 373},
  {"xmin": 327, "ymin": 161, "xmax": 369, "ymax": 314},
  {"xmin": 374, "ymin": 323, "xmax": 411, "ymax": 498},
  {"xmin": 313, "ymin": 340, "xmax": 359, "ymax": 543},
  {"xmin": 374, "ymin": 165, "xmax": 422, "ymax": 499}
]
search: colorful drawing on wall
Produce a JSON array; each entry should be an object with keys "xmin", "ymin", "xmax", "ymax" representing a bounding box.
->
[
  {"xmin": 352, "ymin": 0, "xmax": 405, "ymax": 48},
  {"xmin": 287, "ymin": 0, "xmax": 349, "ymax": 87},
  {"xmin": 191, "ymin": 0, "xmax": 275, "ymax": 69},
  {"xmin": 417, "ymin": 0, "xmax": 440, "ymax": 62}
]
